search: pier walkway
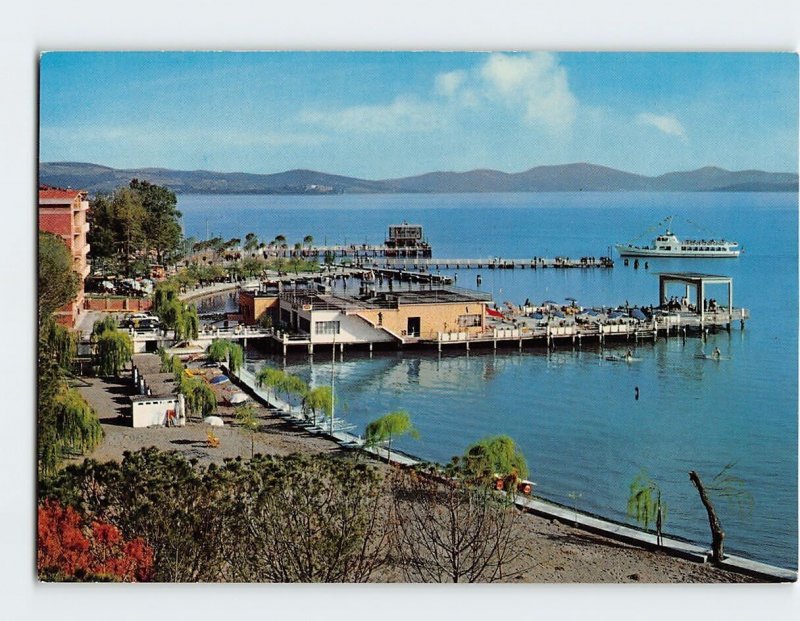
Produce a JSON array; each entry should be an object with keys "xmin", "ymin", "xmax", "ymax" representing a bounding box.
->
[{"xmin": 361, "ymin": 256, "xmax": 613, "ymax": 270}]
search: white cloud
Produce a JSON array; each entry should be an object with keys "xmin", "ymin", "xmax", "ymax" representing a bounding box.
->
[
  {"xmin": 435, "ymin": 70, "xmax": 466, "ymax": 97},
  {"xmin": 434, "ymin": 52, "xmax": 578, "ymax": 131},
  {"xmin": 636, "ymin": 113, "xmax": 687, "ymax": 140},
  {"xmin": 298, "ymin": 96, "xmax": 444, "ymax": 134}
]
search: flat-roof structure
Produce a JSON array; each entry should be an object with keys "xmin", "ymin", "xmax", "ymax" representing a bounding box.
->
[
  {"xmin": 130, "ymin": 353, "xmax": 184, "ymax": 427},
  {"xmin": 657, "ymin": 272, "xmax": 734, "ymax": 322}
]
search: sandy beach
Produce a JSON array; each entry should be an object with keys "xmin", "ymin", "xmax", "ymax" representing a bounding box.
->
[{"xmin": 74, "ymin": 373, "xmax": 755, "ymax": 583}]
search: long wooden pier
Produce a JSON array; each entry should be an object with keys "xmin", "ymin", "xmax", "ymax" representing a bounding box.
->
[{"xmin": 361, "ymin": 256, "xmax": 613, "ymax": 270}]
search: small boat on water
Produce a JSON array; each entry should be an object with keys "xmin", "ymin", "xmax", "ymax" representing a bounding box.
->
[
  {"xmin": 604, "ymin": 355, "xmax": 641, "ymax": 363},
  {"xmin": 616, "ymin": 216, "xmax": 741, "ymax": 258}
]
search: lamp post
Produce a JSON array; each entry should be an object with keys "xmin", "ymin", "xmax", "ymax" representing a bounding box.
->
[{"xmin": 329, "ymin": 328, "xmax": 335, "ymax": 435}]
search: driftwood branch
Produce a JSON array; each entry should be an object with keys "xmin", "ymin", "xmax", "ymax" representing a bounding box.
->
[{"xmin": 689, "ymin": 470, "xmax": 725, "ymax": 562}]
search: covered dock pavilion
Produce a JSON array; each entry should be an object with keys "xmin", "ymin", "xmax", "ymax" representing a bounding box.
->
[{"xmin": 657, "ymin": 272, "xmax": 744, "ymax": 330}]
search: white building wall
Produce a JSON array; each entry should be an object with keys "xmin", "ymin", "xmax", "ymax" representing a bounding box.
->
[
  {"xmin": 303, "ymin": 309, "xmax": 395, "ymax": 344},
  {"xmin": 132, "ymin": 397, "xmax": 179, "ymax": 428}
]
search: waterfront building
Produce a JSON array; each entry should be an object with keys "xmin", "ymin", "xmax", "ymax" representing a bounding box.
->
[
  {"xmin": 38, "ymin": 185, "xmax": 90, "ymax": 327},
  {"xmin": 243, "ymin": 284, "xmax": 491, "ymax": 346}
]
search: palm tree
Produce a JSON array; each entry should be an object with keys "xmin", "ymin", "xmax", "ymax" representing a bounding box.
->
[
  {"xmin": 364, "ymin": 410, "xmax": 418, "ymax": 463},
  {"xmin": 244, "ymin": 232, "xmax": 259, "ymax": 254},
  {"xmin": 303, "ymin": 235, "xmax": 314, "ymax": 249}
]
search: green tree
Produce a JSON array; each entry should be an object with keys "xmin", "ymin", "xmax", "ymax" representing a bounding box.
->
[
  {"xmin": 94, "ymin": 327, "xmax": 133, "ymax": 376},
  {"xmin": 364, "ymin": 410, "xmax": 419, "ymax": 463},
  {"xmin": 91, "ymin": 315, "xmax": 118, "ymax": 339},
  {"xmin": 206, "ymin": 339, "xmax": 243, "ymax": 373},
  {"xmin": 42, "ymin": 318, "xmax": 77, "ymax": 371},
  {"xmin": 244, "ymin": 233, "xmax": 259, "ymax": 253},
  {"xmin": 303, "ymin": 235, "xmax": 314, "ymax": 248},
  {"xmin": 130, "ymin": 179, "xmax": 182, "ymax": 266},
  {"xmin": 41, "ymin": 448, "xmax": 234, "ymax": 581},
  {"xmin": 304, "ymin": 385, "xmax": 332, "ymax": 427},
  {"xmin": 38, "ymin": 232, "xmax": 79, "ymax": 326},
  {"xmin": 228, "ymin": 454, "xmax": 389, "ymax": 582},
  {"xmin": 462, "ymin": 435, "xmax": 528, "ymax": 483},
  {"xmin": 627, "ymin": 470, "xmax": 666, "ymax": 543},
  {"xmin": 180, "ymin": 377, "xmax": 217, "ymax": 420},
  {"xmin": 106, "ymin": 187, "xmax": 147, "ymax": 276},
  {"xmin": 235, "ymin": 404, "xmax": 260, "ymax": 459},
  {"xmin": 39, "ymin": 385, "xmax": 103, "ymax": 476}
]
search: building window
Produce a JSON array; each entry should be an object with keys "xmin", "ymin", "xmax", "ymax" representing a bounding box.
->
[
  {"xmin": 457, "ymin": 314, "xmax": 482, "ymax": 327},
  {"xmin": 315, "ymin": 320, "xmax": 340, "ymax": 335}
]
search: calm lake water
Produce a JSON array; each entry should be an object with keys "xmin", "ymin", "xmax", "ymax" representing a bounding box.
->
[{"xmin": 181, "ymin": 192, "xmax": 798, "ymax": 570}]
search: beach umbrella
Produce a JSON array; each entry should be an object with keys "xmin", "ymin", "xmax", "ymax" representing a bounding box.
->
[
  {"xmin": 210, "ymin": 375, "xmax": 230, "ymax": 385},
  {"xmin": 204, "ymin": 416, "xmax": 225, "ymax": 427},
  {"xmin": 608, "ymin": 311, "xmax": 625, "ymax": 319},
  {"xmin": 552, "ymin": 311, "xmax": 566, "ymax": 318},
  {"xmin": 532, "ymin": 312, "xmax": 544, "ymax": 320}
]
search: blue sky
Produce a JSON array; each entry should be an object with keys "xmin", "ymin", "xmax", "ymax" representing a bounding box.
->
[{"xmin": 39, "ymin": 52, "xmax": 798, "ymax": 178}]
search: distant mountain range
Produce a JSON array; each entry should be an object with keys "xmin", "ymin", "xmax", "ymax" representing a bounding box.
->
[{"xmin": 39, "ymin": 161, "xmax": 798, "ymax": 195}]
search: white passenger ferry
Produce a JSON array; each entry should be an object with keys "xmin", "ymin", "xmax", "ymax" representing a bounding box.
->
[{"xmin": 615, "ymin": 217, "xmax": 741, "ymax": 258}]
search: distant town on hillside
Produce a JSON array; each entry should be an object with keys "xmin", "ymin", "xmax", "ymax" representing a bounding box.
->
[{"xmin": 39, "ymin": 161, "xmax": 798, "ymax": 195}]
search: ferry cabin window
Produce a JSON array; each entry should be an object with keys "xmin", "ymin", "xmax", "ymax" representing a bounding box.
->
[
  {"xmin": 315, "ymin": 320, "xmax": 340, "ymax": 335},
  {"xmin": 458, "ymin": 314, "xmax": 482, "ymax": 327}
]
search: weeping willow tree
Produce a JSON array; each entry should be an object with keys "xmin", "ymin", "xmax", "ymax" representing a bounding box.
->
[
  {"xmin": 91, "ymin": 315, "xmax": 118, "ymax": 339},
  {"xmin": 158, "ymin": 348, "xmax": 184, "ymax": 375},
  {"xmin": 154, "ymin": 284, "xmax": 199, "ymax": 342},
  {"xmin": 365, "ymin": 410, "xmax": 419, "ymax": 463},
  {"xmin": 207, "ymin": 339, "xmax": 244, "ymax": 373},
  {"xmin": 178, "ymin": 305, "xmax": 200, "ymax": 341},
  {"xmin": 153, "ymin": 281, "xmax": 180, "ymax": 316},
  {"xmin": 95, "ymin": 328, "xmax": 133, "ymax": 376},
  {"xmin": 42, "ymin": 318, "xmax": 77, "ymax": 371},
  {"xmin": 627, "ymin": 470, "xmax": 666, "ymax": 544},
  {"xmin": 304, "ymin": 386, "xmax": 332, "ymax": 427},
  {"xmin": 462, "ymin": 435, "xmax": 528, "ymax": 484},
  {"xmin": 180, "ymin": 376, "xmax": 217, "ymax": 420},
  {"xmin": 39, "ymin": 387, "xmax": 104, "ymax": 476},
  {"xmin": 256, "ymin": 366, "xmax": 285, "ymax": 397},
  {"xmin": 255, "ymin": 367, "xmax": 307, "ymax": 407}
]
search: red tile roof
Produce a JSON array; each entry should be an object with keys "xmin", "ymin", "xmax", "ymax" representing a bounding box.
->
[{"xmin": 39, "ymin": 186, "xmax": 85, "ymax": 200}]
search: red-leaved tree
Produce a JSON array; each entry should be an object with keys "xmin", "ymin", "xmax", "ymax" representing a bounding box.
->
[{"xmin": 38, "ymin": 500, "xmax": 153, "ymax": 582}]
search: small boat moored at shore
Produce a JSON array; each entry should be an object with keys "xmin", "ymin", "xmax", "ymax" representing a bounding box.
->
[{"xmin": 616, "ymin": 216, "xmax": 741, "ymax": 258}]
